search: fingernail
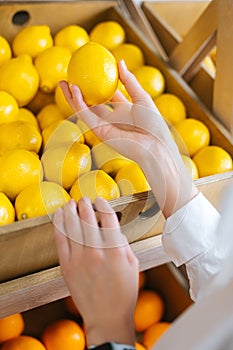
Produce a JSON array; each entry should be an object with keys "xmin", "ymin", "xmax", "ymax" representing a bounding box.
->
[{"xmin": 119, "ymin": 59, "xmax": 127, "ymax": 70}]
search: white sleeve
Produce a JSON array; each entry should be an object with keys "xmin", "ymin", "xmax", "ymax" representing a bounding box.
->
[{"xmin": 162, "ymin": 192, "xmax": 222, "ymax": 301}]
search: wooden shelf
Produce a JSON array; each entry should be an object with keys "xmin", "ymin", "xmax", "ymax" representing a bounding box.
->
[{"xmin": 0, "ymin": 234, "xmax": 169, "ymax": 318}]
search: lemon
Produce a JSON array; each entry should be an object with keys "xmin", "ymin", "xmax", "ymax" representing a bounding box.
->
[
  {"xmin": 174, "ymin": 118, "xmax": 210, "ymax": 157},
  {"xmin": 0, "ymin": 120, "xmax": 42, "ymax": 155},
  {"xmin": 0, "ymin": 35, "xmax": 12, "ymax": 66},
  {"xmin": 37, "ymin": 103, "xmax": 65, "ymax": 130},
  {"xmin": 115, "ymin": 163, "xmax": 150, "ymax": 196},
  {"xmin": 0, "ymin": 149, "xmax": 42, "ymax": 200},
  {"xmin": 111, "ymin": 43, "xmax": 145, "ymax": 71},
  {"xmin": 67, "ymin": 42, "xmax": 118, "ymax": 106},
  {"xmin": 42, "ymin": 119, "xmax": 84, "ymax": 150},
  {"xmin": 12, "ymin": 25, "xmax": 53, "ymax": 58},
  {"xmin": 154, "ymin": 93, "xmax": 187, "ymax": 125},
  {"xmin": 92, "ymin": 142, "xmax": 133, "ymax": 176},
  {"xmin": 77, "ymin": 120, "xmax": 101, "ymax": 148},
  {"xmin": 132, "ymin": 65, "xmax": 165, "ymax": 99},
  {"xmin": 0, "ymin": 54, "xmax": 39, "ymax": 106},
  {"xmin": 70, "ymin": 169, "xmax": 120, "ymax": 203},
  {"xmin": 202, "ymin": 56, "xmax": 215, "ymax": 75},
  {"xmin": 181, "ymin": 155, "xmax": 199, "ymax": 180},
  {"xmin": 15, "ymin": 181, "xmax": 70, "ymax": 220},
  {"xmin": 42, "ymin": 141, "xmax": 92, "ymax": 190},
  {"xmin": 0, "ymin": 91, "xmax": 19, "ymax": 124},
  {"xmin": 26, "ymin": 89, "xmax": 55, "ymax": 114},
  {"xmin": 54, "ymin": 24, "xmax": 89, "ymax": 53},
  {"xmin": 0, "ymin": 192, "xmax": 15, "ymax": 225},
  {"xmin": 18, "ymin": 108, "xmax": 40, "ymax": 130},
  {"xmin": 90, "ymin": 21, "xmax": 125, "ymax": 50},
  {"xmin": 211, "ymin": 46, "xmax": 217, "ymax": 65},
  {"xmin": 193, "ymin": 146, "xmax": 233, "ymax": 177},
  {"xmin": 34, "ymin": 46, "xmax": 72, "ymax": 93},
  {"xmin": 54, "ymin": 84, "xmax": 75, "ymax": 118}
]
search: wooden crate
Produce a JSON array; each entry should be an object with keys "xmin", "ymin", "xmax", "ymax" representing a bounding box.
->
[
  {"xmin": 0, "ymin": 1, "xmax": 233, "ymax": 314},
  {"xmin": 141, "ymin": 1, "xmax": 214, "ymax": 110},
  {"xmin": 21, "ymin": 264, "xmax": 192, "ymax": 340},
  {"xmin": 141, "ymin": 0, "xmax": 233, "ymax": 134}
]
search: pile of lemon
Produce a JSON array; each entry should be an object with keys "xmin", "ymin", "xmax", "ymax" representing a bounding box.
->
[{"xmin": 0, "ymin": 21, "xmax": 232, "ymax": 226}]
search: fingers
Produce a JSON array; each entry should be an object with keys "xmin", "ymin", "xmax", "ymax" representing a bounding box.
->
[
  {"xmin": 59, "ymin": 80, "xmax": 77, "ymax": 112},
  {"xmin": 118, "ymin": 60, "xmax": 155, "ymax": 109},
  {"xmin": 63, "ymin": 199, "xmax": 85, "ymax": 246},
  {"xmin": 53, "ymin": 207, "xmax": 70, "ymax": 264},
  {"xmin": 111, "ymin": 89, "xmax": 129, "ymax": 103}
]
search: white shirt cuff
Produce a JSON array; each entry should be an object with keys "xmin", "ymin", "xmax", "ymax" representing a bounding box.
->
[{"xmin": 162, "ymin": 193, "xmax": 220, "ymax": 266}]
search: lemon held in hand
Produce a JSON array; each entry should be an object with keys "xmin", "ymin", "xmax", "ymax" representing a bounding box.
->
[
  {"xmin": 15, "ymin": 181, "xmax": 70, "ymax": 220},
  {"xmin": 193, "ymin": 145, "xmax": 233, "ymax": 177},
  {"xmin": 67, "ymin": 42, "xmax": 118, "ymax": 106},
  {"xmin": 70, "ymin": 169, "xmax": 120, "ymax": 203}
]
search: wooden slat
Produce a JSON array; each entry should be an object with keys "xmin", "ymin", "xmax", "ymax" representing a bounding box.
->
[
  {"xmin": 0, "ymin": 235, "xmax": 168, "ymax": 318},
  {"xmin": 213, "ymin": 0, "xmax": 233, "ymax": 134},
  {"xmin": 169, "ymin": 0, "xmax": 218, "ymax": 81}
]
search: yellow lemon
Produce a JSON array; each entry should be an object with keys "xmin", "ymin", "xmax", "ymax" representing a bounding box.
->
[
  {"xmin": 115, "ymin": 162, "xmax": 150, "ymax": 196},
  {"xmin": 90, "ymin": 21, "xmax": 125, "ymax": 50},
  {"xmin": 202, "ymin": 56, "xmax": 215, "ymax": 75},
  {"xmin": 15, "ymin": 181, "xmax": 70, "ymax": 220},
  {"xmin": 154, "ymin": 93, "xmax": 186, "ymax": 125},
  {"xmin": 70, "ymin": 169, "xmax": 120, "ymax": 203},
  {"xmin": 111, "ymin": 43, "xmax": 145, "ymax": 71},
  {"xmin": 67, "ymin": 42, "xmax": 118, "ymax": 106},
  {"xmin": 18, "ymin": 108, "xmax": 40, "ymax": 130},
  {"xmin": 0, "ymin": 35, "xmax": 12, "ymax": 66},
  {"xmin": 211, "ymin": 46, "xmax": 217, "ymax": 65},
  {"xmin": 37, "ymin": 103, "xmax": 65, "ymax": 130},
  {"xmin": 54, "ymin": 25, "xmax": 89, "ymax": 53},
  {"xmin": 0, "ymin": 121, "xmax": 42, "ymax": 155},
  {"xmin": 92, "ymin": 142, "xmax": 134, "ymax": 176},
  {"xmin": 0, "ymin": 54, "xmax": 39, "ymax": 106},
  {"xmin": 42, "ymin": 119, "xmax": 84, "ymax": 150},
  {"xmin": 181, "ymin": 155, "xmax": 199, "ymax": 180},
  {"xmin": 0, "ymin": 91, "xmax": 19, "ymax": 124},
  {"xmin": 132, "ymin": 65, "xmax": 165, "ymax": 99},
  {"xmin": 26, "ymin": 89, "xmax": 55, "ymax": 114},
  {"xmin": 54, "ymin": 84, "xmax": 75, "ymax": 118},
  {"xmin": 0, "ymin": 149, "xmax": 42, "ymax": 200},
  {"xmin": 174, "ymin": 118, "xmax": 210, "ymax": 157},
  {"xmin": 77, "ymin": 120, "xmax": 101, "ymax": 148},
  {"xmin": 0, "ymin": 192, "xmax": 15, "ymax": 226},
  {"xmin": 193, "ymin": 145, "xmax": 233, "ymax": 177},
  {"xmin": 12, "ymin": 25, "xmax": 53, "ymax": 58},
  {"xmin": 42, "ymin": 141, "xmax": 92, "ymax": 190},
  {"xmin": 34, "ymin": 46, "xmax": 72, "ymax": 93}
]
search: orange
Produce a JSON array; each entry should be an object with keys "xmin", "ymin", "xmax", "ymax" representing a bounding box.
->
[
  {"xmin": 142, "ymin": 322, "xmax": 171, "ymax": 349},
  {"xmin": 134, "ymin": 290, "xmax": 164, "ymax": 333},
  {"xmin": 0, "ymin": 313, "xmax": 25, "ymax": 344},
  {"xmin": 1, "ymin": 335, "xmax": 46, "ymax": 350},
  {"xmin": 174, "ymin": 118, "xmax": 210, "ymax": 157},
  {"xmin": 90, "ymin": 21, "xmax": 125, "ymax": 50},
  {"xmin": 42, "ymin": 319, "xmax": 85, "ymax": 350},
  {"xmin": 138, "ymin": 271, "xmax": 146, "ymax": 291},
  {"xmin": 132, "ymin": 65, "xmax": 165, "ymax": 99},
  {"xmin": 135, "ymin": 342, "xmax": 146, "ymax": 350},
  {"xmin": 193, "ymin": 145, "xmax": 233, "ymax": 177},
  {"xmin": 64, "ymin": 296, "xmax": 81, "ymax": 317},
  {"xmin": 154, "ymin": 93, "xmax": 186, "ymax": 125},
  {"xmin": 111, "ymin": 43, "xmax": 144, "ymax": 71},
  {"xmin": 67, "ymin": 42, "xmax": 118, "ymax": 106}
]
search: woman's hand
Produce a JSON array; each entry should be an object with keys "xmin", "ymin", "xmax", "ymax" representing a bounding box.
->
[
  {"xmin": 60, "ymin": 60, "xmax": 198, "ymax": 217},
  {"xmin": 53, "ymin": 196, "xmax": 139, "ymax": 347}
]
